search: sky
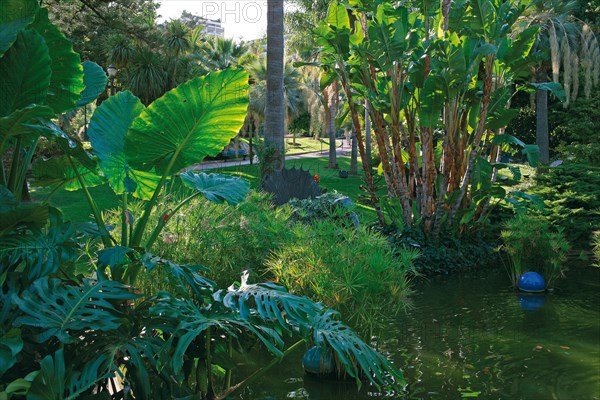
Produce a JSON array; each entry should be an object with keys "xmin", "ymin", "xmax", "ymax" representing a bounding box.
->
[{"xmin": 157, "ymin": 0, "xmax": 269, "ymax": 41}]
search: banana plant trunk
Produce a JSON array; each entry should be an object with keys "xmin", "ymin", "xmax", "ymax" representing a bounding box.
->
[
  {"xmin": 327, "ymin": 83, "xmax": 338, "ymax": 169},
  {"xmin": 264, "ymin": 0, "xmax": 285, "ymax": 177}
]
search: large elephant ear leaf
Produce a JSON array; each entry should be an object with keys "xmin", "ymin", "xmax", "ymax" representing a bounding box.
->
[
  {"xmin": 32, "ymin": 156, "xmax": 105, "ymax": 191},
  {"xmin": 13, "ymin": 277, "xmax": 139, "ymax": 343},
  {"xmin": 125, "ymin": 69, "xmax": 250, "ymax": 174},
  {"xmin": 88, "ymin": 91, "xmax": 160, "ymax": 200},
  {"xmin": 0, "ymin": 29, "xmax": 51, "ymax": 117},
  {"xmin": 0, "ymin": 0, "xmax": 38, "ymax": 57},
  {"xmin": 312, "ymin": 309, "xmax": 405, "ymax": 390},
  {"xmin": 180, "ymin": 171, "xmax": 250, "ymax": 205},
  {"xmin": 30, "ymin": 8, "xmax": 84, "ymax": 114},
  {"xmin": 75, "ymin": 61, "xmax": 108, "ymax": 107}
]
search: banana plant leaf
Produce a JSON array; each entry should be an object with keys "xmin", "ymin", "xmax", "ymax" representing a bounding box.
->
[
  {"xmin": 27, "ymin": 349, "xmax": 112, "ymax": 400},
  {"xmin": 87, "ymin": 91, "xmax": 161, "ymax": 200},
  {"xmin": 0, "ymin": 0, "xmax": 38, "ymax": 57},
  {"xmin": 30, "ymin": 8, "xmax": 84, "ymax": 114},
  {"xmin": 180, "ymin": 171, "xmax": 250, "ymax": 205},
  {"xmin": 0, "ymin": 29, "xmax": 51, "ymax": 117},
  {"xmin": 13, "ymin": 277, "xmax": 139, "ymax": 343},
  {"xmin": 125, "ymin": 69, "xmax": 249, "ymax": 174},
  {"xmin": 75, "ymin": 61, "xmax": 108, "ymax": 108}
]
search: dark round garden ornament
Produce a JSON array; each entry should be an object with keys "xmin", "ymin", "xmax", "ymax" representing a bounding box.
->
[
  {"xmin": 339, "ymin": 170, "xmax": 348, "ymax": 178},
  {"xmin": 302, "ymin": 346, "xmax": 335, "ymax": 376},
  {"xmin": 518, "ymin": 272, "xmax": 546, "ymax": 293}
]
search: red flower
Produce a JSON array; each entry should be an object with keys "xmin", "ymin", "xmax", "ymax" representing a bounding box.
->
[
  {"xmin": 313, "ymin": 174, "xmax": 320, "ymax": 184},
  {"xmin": 162, "ymin": 213, "xmax": 169, "ymax": 223}
]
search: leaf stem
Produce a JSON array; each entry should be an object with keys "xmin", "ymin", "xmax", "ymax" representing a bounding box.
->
[
  {"xmin": 66, "ymin": 154, "xmax": 113, "ymax": 248},
  {"xmin": 215, "ymin": 339, "xmax": 306, "ymax": 400}
]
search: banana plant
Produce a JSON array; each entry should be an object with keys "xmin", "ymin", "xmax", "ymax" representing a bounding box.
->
[{"xmin": 306, "ymin": 0, "xmax": 559, "ymax": 237}]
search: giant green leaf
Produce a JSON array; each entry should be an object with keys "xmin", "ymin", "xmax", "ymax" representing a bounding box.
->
[
  {"xmin": 0, "ymin": 0, "xmax": 38, "ymax": 57},
  {"xmin": 13, "ymin": 277, "xmax": 139, "ymax": 343},
  {"xmin": 75, "ymin": 61, "xmax": 108, "ymax": 107},
  {"xmin": 125, "ymin": 69, "xmax": 249, "ymax": 174},
  {"xmin": 87, "ymin": 91, "xmax": 160, "ymax": 200},
  {"xmin": 0, "ymin": 29, "xmax": 51, "ymax": 117},
  {"xmin": 31, "ymin": 8, "xmax": 84, "ymax": 114},
  {"xmin": 180, "ymin": 172, "xmax": 250, "ymax": 205},
  {"xmin": 32, "ymin": 156, "xmax": 105, "ymax": 191},
  {"xmin": 420, "ymin": 76, "xmax": 444, "ymax": 128},
  {"xmin": 0, "ymin": 105, "xmax": 53, "ymax": 151},
  {"xmin": 327, "ymin": 0, "xmax": 350, "ymax": 29}
]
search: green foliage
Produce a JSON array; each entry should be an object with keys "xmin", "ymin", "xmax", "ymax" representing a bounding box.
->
[
  {"xmin": 288, "ymin": 191, "xmax": 358, "ymax": 225},
  {"xmin": 529, "ymin": 164, "xmax": 600, "ymax": 244},
  {"xmin": 265, "ymin": 219, "xmax": 417, "ymax": 330},
  {"xmin": 593, "ymin": 231, "xmax": 600, "ymax": 268},
  {"xmin": 383, "ymin": 225, "xmax": 500, "ymax": 274},
  {"xmin": 501, "ymin": 213, "xmax": 569, "ymax": 288}
]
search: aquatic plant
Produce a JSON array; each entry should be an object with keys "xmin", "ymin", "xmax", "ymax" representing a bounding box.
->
[{"xmin": 501, "ymin": 213, "xmax": 570, "ymax": 288}]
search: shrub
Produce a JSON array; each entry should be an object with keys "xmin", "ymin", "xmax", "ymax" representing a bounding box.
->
[
  {"xmin": 382, "ymin": 225, "xmax": 500, "ymax": 274},
  {"xmin": 529, "ymin": 164, "xmax": 600, "ymax": 245},
  {"xmin": 500, "ymin": 214, "xmax": 569, "ymax": 289},
  {"xmin": 265, "ymin": 219, "xmax": 418, "ymax": 332},
  {"xmin": 288, "ymin": 191, "xmax": 358, "ymax": 226}
]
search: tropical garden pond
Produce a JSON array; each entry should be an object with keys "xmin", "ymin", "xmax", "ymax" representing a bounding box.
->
[
  {"xmin": 2, "ymin": 0, "xmax": 600, "ymax": 398},
  {"xmin": 242, "ymin": 264, "xmax": 600, "ymax": 400}
]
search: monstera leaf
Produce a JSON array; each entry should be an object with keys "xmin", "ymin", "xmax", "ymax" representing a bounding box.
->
[
  {"xmin": 150, "ymin": 294, "xmax": 284, "ymax": 377},
  {"xmin": 27, "ymin": 349, "xmax": 112, "ymax": 400},
  {"xmin": 30, "ymin": 8, "xmax": 84, "ymax": 113},
  {"xmin": 0, "ymin": 328, "xmax": 23, "ymax": 377},
  {"xmin": 0, "ymin": 0, "xmax": 38, "ymax": 57},
  {"xmin": 76, "ymin": 61, "xmax": 108, "ymax": 107},
  {"xmin": 13, "ymin": 277, "xmax": 139, "ymax": 343},
  {"xmin": 125, "ymin": 69, "xmax": 249, "ymax": 174},
  {"xmin": 311, "ymin": 309, "xmax": 405, "ymax": 389},
  {"xmin": 0, "ymin": 29, "xmax": 51, "ymax": 117},
  {"xmin": 219, "ymin": 270, "xmax": 322, "ymax": 329},
  {"xmin": 180, "ymin": 171, "xmax": 250, "ymax": 205},
  {"xmin": 87, "ymin": 91, "xmax": 160, "ymax": 200}
]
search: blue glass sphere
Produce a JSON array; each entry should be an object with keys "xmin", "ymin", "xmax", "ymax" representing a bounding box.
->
[
  {"xmin": 518, "ymin": 271, "xmax": 546, "ymax": 293},
  {"xmin": 302, "ymin": 346, "xmax": 334, "ymax": 375}
]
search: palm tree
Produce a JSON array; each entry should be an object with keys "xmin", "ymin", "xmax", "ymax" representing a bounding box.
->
[
  {"xmin": 164, "ymin": 20, "xmax": 191, "ymax": 88},
  {"xmin": 246, "ymin": 60, "xmax": 308, "ymax": 141},
  {"xmin": 264, "ymin": 0, "xmax": 286, "ymax": 176},
  {"xmin": 199, "ymin": 37, "xmax": 249, "ymax": 71},
  {"xmin": 518, "ymin": 0, "xmax": 600, "ymax": 164}
]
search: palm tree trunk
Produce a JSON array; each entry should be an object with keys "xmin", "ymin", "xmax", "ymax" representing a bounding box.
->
[
  {"xmin": 536, "ymin": 88, "xmax": 550, "ymax": 165},
  {"xmin": 263, "ymin": 0, "xmax": 285, "ymax": 178},
  {"xmin": 350, "ymin": 125, "xmax": 358, "ymax": 175},
  {"xmin": 328, "ymin": 83, "xmax": 338, "ymax": 169},
  {"xmin": 365, "ymin": 100, "xmax": 372, "ymax": 168}
]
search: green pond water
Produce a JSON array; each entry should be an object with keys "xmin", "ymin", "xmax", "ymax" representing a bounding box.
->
[{"xmin": 239, "ymin": 265, "xmax": 600, "ymax": 399}]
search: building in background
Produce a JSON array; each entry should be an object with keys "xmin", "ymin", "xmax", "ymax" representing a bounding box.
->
[{"xmin": 199, "ymin": 17, "xmax": 224, "ymax": 37}]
